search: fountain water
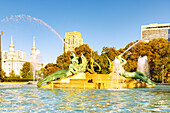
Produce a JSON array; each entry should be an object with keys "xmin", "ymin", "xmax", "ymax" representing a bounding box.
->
[
  {"xmin": 1, "ymin": 14, "xmax": 71, "ymax": 82},
  {"xmin": 122, "ymin": 40, "xmax": 140, "ymax": 55},
  {"xmin": 111, "ymin": 40, "xmax": 142, "ymax": 89},
  {"xmin": 30, "ymin": 49, "xmax": 41, "ymax": 82},
  {"xmin": 137, "ymin": 56, "xmax": 151, "ymax": 79},
  {"xmin": 1, "ymin": 14, "xmax": 70, "ymax": 50},
  {"xmin": 112, "ymin": 58, "xmax": 123, "ymax": 89}
]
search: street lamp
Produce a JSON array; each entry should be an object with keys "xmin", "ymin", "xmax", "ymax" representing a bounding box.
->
[
  {"xmin": 162, "ymin": 65, "xmax": 164, "ymax": 84},
  {"xmin": 0, "ymin": 31, "xmax": 3, "ymax": 82}
]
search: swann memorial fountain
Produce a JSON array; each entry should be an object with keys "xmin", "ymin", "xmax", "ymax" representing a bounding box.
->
[{"xmin": 37, "ymin": 41, "xmax": 157, "ymax": 89}]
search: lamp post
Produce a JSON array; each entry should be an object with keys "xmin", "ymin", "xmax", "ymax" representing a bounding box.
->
[
  {"xmin": 0, "ymin": 31, "xmax": 3, "ymax": 82},
  {"xmin": 162, "ymin": 65, "xmax": 164, "ymax": 84},
  {"xmin": 12, "ymin": 57, "xmax": 13, "ymax": 72}
]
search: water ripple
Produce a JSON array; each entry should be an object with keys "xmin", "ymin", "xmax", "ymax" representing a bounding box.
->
[{"xmin": 0, "ymin": 84, "xmax": 169, "ymax": 112}]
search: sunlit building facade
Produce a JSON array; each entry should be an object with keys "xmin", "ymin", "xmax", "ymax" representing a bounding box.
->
[
  {"xmin": 63, "ymin": 31, "xmax": 83, "ymax": 53},
  {"xmin": 141, "ymin": 23, "xmax": 170, "ymax": 42},
  {"xmin": 2, "ymin": 36, "xmax": 27, "ymax": 77},
  {"xmin": 2, "ymin": 36, "xmax": 43, "ymax": 77}
]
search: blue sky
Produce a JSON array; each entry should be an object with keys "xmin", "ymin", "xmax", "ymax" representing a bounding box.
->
[{"xmin": 0, "ymin": 0, "xmax": 170, "ymax": 65}]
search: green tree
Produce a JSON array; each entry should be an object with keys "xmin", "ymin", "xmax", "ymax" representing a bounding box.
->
[
  {"xmin": 20, "ymin": 62, "xmax": 32, "ymax": 78},
  {"xmin": 99, "ymin": 47, "xmax": 122, "ymax": 74}
]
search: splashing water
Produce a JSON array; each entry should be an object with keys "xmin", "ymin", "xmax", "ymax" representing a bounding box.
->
[
  {"xmin": 112, "ymin": 58, "xmax": 123, "ymax": 89},
  {"xmin": 137, "ymin": 56, "xmax": 151, "ymax": 79},
  {"xmin": 1, "ymin": 14, "xmax": 70, "ymax": 50}
]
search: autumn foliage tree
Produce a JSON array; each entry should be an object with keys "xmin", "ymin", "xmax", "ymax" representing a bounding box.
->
[
  {"xmin": 56, "ymin": 44, "xmax": 100, "ymax": 70},
  {"xmin": 74, "ymin": 44, "xmax": 99, "ymax": 61},
  {"xmin": 44, "ymin": 63, "xmax": 60, "ymax": 75},
  {"xmin": 9, "ymin": 70, "xmax": 15, "ymax": 77},
  {"xmin": 52, "ymin": 38, "xmax": 169, "ymax": 82},
  {"xmin": 148, "ymin": 38, "xmax": 170, "ymax": 82},
  {"xmin": 56, "ymin": 51, "xmax": 72, "ymax": 70},
  {"xmin": 121, "ymin": 38, "xmax": 170, "ymax": 82}
]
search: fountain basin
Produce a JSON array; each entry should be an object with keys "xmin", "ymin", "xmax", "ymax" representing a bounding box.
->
[{"xmin": 39, "ymin": 72, "xmax": 154, "ymax": 89}]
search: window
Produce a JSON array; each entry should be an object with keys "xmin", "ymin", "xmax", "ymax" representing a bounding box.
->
[{"xmin": 5, "ymin": 52, "xmax": 8, "ymax": 59}]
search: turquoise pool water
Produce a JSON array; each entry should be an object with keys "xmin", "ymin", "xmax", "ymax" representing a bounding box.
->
[{"xmin": 0, "ymin": 84, "xmax": 169, "ymax": 112}]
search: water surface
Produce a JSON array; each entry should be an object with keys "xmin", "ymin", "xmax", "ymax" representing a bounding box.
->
[{"xmin": 0, "ymin": 84, "xmax": 169, "ymax": 112}]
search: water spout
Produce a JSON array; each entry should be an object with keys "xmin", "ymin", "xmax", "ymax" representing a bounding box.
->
[
  {"xmin": 1, "ymin": 14, "xmax": 71, "ymax": 51},
  {"xmin": 137, "ymin": 56, "xmax": 151, "ymax": 79},
  {"xmin": 112, "ymin": 58, "xmax": 123, "ymax": 89},
  {"xmin": 122, "ymin": 40, "xmax": 140, "ymax": 55}
]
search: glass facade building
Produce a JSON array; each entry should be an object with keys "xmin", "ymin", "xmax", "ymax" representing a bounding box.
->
[{"xmin": 168, "ymin": 29, "xmax": 170, "ymax": 41}]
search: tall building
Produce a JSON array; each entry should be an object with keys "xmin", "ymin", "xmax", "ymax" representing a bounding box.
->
[
  {"xmin": 63, "ymin": 31, "xmax": 83, "ymax": 53},
  {"xmin": 2, "ymin": 36, "xmax": 27, "ymax": 77},
  {"xmin": 141, "ymin": 23, "xmax": 170, "ymax": 42}
]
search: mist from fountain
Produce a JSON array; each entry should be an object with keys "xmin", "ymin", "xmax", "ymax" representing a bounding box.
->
[
  {"xmin": 137, "ymin": 56, "xmax": 151, "ymax": 79},
  {"xmin": 30, "ymin": 49, "xmax": 41, "ymax": 82}
]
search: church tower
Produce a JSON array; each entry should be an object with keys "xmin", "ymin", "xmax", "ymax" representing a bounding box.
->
[
  {"xmin": 9, "ymin": 35, "xmax": 14, "ymax": 52},
  {"xmin": 8, "ymin": 35, "xmax": 15, "ymax": 59},
  {"xmin": 31, "ymin": 36, "xmax": 36, "ymax": 55},
  {"xmin": 30, "ymin": 36, "xmax": 38, "ymax": 63}
]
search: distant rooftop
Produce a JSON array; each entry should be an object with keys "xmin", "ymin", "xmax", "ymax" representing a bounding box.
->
[{"xmin": 141, "ymin": 23, "xmax": 170, "ymax": 30}]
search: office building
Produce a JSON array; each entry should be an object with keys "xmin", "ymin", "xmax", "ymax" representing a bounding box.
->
[
  {"xmin": 141, "ymin": 23, "xmax": 170, "ymax": 42},
  {"xmin": 63, "ymin": 31, "xmax": 83, "ymax": 53}
]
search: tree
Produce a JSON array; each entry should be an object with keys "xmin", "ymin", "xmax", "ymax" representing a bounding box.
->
[
  {"xmin": 101, "ymin": 47, "xmax": 120, "ymax": 61},
  {"xmin": 38, "ymin": 68, "xmax": 47, "ymax": 78},
  {"xmin": 99, "ymin": 47, "xmax": 122, "ymax": 74},
  {"xmin": 20, "ymin": 62, "xmax": 32, "ymax": 78},
  {"xmin": 74, "ymin": 44, "xmax": 99, "ymax": 61},
  {"xmin": 1, "ymin": 69, "xmax": 6, "ymax": 81},
  {"xmin": 44, "ymin": 63, "xmax": 60, "ymax": 76},
  {"xmin": 56, "ymin": 51, "xmax": 72, "ymax": 69},
  {"xmin": 9, "ymin": 70, "xmax": 15, "ymax": 77},
  {"xmin": 122, "ymin": 38, "xmax": 170, "ymax": 82},
  {"xmin": 56, "ymin": 44, "xmax": 100, "ymax": 70},
  {"xmin": 148, "ymin": 38, "xmax": 170, "ymax": 82}
]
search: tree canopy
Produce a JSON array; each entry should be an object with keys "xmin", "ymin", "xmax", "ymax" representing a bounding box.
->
[
  {"xmin": 54, "ymin": 39, "xmax": 169, "ymax": 82},
  {"xmin": 12, "ymin": 38, "xmax": 169, "ymax": 83},
  {"xmin": 20, "ymin": 62, "xmax": 32, "ymax": 78}
]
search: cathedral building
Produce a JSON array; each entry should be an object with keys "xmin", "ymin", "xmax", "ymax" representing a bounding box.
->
[
  {"xmin": 2, "ymin": 36, "xmax": 43, "ymax": 77},
  {"xmin": 63, "ymin": 31, "xmax": 83, "ymax": 53},
  {"xmin": 2, "ymin": 36, "xmax": 27, "ymax": 77}
]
